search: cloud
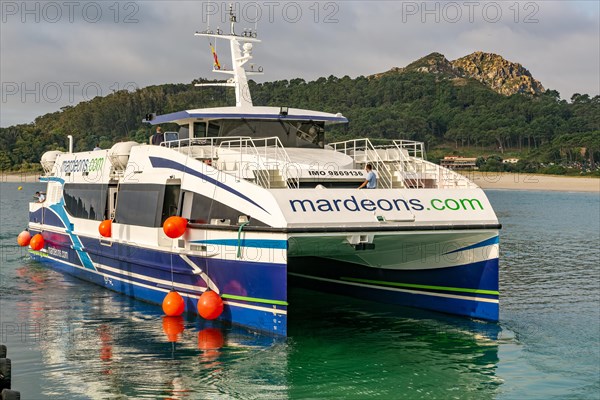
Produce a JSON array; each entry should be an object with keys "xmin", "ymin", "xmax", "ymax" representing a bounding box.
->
[{"xmin": 1, "ymin": 0, "xmax": 598, "ymax": 127}]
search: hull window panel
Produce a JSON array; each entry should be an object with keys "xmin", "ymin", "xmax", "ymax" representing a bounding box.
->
[
  {"xmin": 184, "ymin": 191, "xmax": 267, "ymax": 227},
  {"xmin": 63, "ymin": 183, "xmax": 108, "ymax": 221},
  {"xmin": 161, "ymin": 184, "xmax": 181, "ymax": 224},
  {"xmin": 114, "ymin": 184, "xmax": 165, "ymax": 227}
]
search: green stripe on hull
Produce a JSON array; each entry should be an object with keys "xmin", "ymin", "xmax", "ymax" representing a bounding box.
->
[
  {"xmin": 221, "ymin": 293, "xmax": 288, "ymax": 306},
  {"xmin": 340, "ymin": 277, "xmax": 499, "ymax": 296}
]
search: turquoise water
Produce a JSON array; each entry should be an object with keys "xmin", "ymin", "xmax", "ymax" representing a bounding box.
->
[{"xmin": 1, "ymin": 183, "xmax": 598, "ymax": 399}]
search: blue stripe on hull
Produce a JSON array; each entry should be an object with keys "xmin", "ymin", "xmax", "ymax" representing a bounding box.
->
[
  {"xmin": 31, "ymin": 231, "xmax": 288, "ymax": 303},
  {"xmin": 29, "ymin": 247, "xmax": 287, "ymax": 336},
  {"xmin": 288, "ymin": 257, "xmax": 499, "ymax": 321},
  {"xmin": 30, "ymin": 208, "xmax": 66, "ymax": 228}
]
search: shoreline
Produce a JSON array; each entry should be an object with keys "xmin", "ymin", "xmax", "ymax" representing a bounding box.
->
[
  {"xmin": 459, "ymin": 171, "xmax": 599, "ymax": 193},
  {"xmin": 1, "ymin": 171, "xmax": 598, "ymax": 193},
  {"xmin": 0, "ymin": 173, "xmax": 41, "ymax": 183}
]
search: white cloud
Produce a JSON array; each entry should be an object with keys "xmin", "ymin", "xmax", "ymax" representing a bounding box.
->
[{"xmin": 1, "ymin": 0, "xmax": 598, "ymax": 127}]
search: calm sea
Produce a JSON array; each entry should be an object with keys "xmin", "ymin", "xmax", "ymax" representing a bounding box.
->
[{"xmin": 1, "ymin": 183, "xmax": 598, "ymax": 399}]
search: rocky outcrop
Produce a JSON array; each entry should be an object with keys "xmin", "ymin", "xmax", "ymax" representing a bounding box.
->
[
  {"xmin": 404, "ymin": 52, "xmax": 458, "ymax": 77},
  {"xmin": 451, "ymin": 51, "xmax": 544, "ymax": 95},
  {"xmin": 373, "ymin": 51, "xmax": 545, "ymax": 96}
]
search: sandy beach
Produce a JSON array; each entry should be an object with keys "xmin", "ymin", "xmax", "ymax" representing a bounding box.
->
[
  {"xmin": 0, "ymin": 173, "xmax": 41, "ymax": 183},
  {"xmin": 460, "ymin": 171, "xmax": 600, "ymax": 193}
]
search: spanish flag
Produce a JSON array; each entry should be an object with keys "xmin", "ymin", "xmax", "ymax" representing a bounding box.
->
[{"xmin": 210, "ymin": 43, "xmax": 221, "ymax": 70}]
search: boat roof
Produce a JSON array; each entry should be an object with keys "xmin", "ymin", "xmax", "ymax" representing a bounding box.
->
[{"xmin": 146, "ymin": 106, "xmax": 348, "ymax": 126}]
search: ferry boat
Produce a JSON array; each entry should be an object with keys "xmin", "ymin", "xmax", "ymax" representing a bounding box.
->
[{"xmin": 27, "ymin": 12, "xmax": 501, "ymax": 335}]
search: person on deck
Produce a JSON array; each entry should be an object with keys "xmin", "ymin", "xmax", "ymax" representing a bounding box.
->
[
  {"xmin": 358, "ymin": 164, "xmax": 377, "ymax": 189},
  {"xmin": 152, "ymin": 127, "xmax": 164, "ymax": 145},
  {"xmin": 35, "ymin": 191, "xmax": 46, "ymax": 202}
]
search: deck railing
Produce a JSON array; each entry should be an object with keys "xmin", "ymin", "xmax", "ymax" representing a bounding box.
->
[
  {"xmin": 392, "ymin": 140, "xmax": 426, "ymax": 188},
  {"xmin": 330, "ymin": 139, "xmax": 395, "ymax": 189},
  {"xmin": 161, "ymin": 136, "xmax": 298, "ymax": 189}
]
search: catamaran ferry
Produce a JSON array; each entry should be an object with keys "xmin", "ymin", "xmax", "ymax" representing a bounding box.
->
[{"xmin": 24, "ymin": 11, "xmax": 500, "ymax": 335}]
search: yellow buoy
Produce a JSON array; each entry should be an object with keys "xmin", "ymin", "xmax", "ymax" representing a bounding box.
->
[{"xmin": 18, "ymin": 186, "xmax": 23, "ymax": 190}]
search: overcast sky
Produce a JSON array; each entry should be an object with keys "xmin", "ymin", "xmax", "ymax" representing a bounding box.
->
[{"xmin": 1, "ymin": 1, "xmax": 599, "ymax": 127}]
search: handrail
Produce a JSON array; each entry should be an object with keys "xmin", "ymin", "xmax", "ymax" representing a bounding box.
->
[
  {"xmin": 218, "ymin": 137, "xmax": 270, "ymax": 188},
  {"xmin": 161, "ymin": 136, "xmax": 298, "ymax": 189},
  {"xmin": 330, "ymin": 138, "xmax": 394, "ymax": 188},
  {"xmin": 392, "ymin": 140, "xmax": 424, "ymax": 188},
  {"xmin": 245, "ymin": 137, "xmax": 299, "ymax": 189}
]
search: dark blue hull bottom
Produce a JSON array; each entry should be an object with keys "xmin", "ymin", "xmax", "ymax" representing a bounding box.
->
[{"xmin": 288, "ymin": 256, "xmax": 499, "ymax": 321}]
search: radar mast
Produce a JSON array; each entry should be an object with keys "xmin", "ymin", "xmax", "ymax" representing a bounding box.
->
[{"xmin": 195, "ymin": 4, "xmax": 263, "ymax": 109}]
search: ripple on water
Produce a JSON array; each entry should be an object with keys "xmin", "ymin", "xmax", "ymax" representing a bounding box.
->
[{"xmin": 1, "ymin": 185, "xmax": 598, "ymax": 399}]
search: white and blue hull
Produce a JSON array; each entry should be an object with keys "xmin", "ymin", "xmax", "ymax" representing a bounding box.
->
[
  {"xmin": 30, "ymin": 196, "xmax": 499, "ymax": 336},
  {"xmin": 28, "ymin": 226, "xmax": 289, "ymax": 335}
]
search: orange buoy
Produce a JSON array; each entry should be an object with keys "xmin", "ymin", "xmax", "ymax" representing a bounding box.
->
[
  {"xmin": 162, "ymin": 316, "xmax": 185, "ymax": 343},
  {"xmin": 197, "ymin": 290, "xmax": 224, "ymax": 320},
  {"xmin": 29, "ymin": 233, "xmax": 45, "ymax": 251},
  {"xmin": 98, "ymin": 219, "xmax": 112, "ymax": 237},
  {"xmin": 163, "ymin": 216, "xmax": 188, "ymax": 239},
  {"xmin": 198, "ymin": 328, "xmax": 224, "ymax": 350},
  {"xmin": 162, "ymin": 290, "xmax": 185, "ymax": 316},
  {"xmin": 17, "ymin": 230, "xmax": 32, "ymax": 246}
]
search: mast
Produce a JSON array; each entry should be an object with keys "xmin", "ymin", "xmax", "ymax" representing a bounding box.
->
[{"xmin": 195, "ymin": 5, "xmax": 263, "ymax": 109}]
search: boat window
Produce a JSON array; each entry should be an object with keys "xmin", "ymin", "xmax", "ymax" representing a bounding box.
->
[
  {"xmin": 207, "ymin": 122, "xmax": 220, "ymax": 137},
  {"xmin": 161, "ymin": 184, "xmax": 181, "ymax": 225},
  {"xmin": 178, "ymin": 125, "xmax": 190, "ymax": 141},
  {"xmin": 164, "ymin": 132, "xmax": 178, "ymax": 142},
  {"xmin": 193, "ymin": 122, "xmax": 205, "ymax": 138},
  {"xmin": 218, "ymin": 120, "xmax": 325, "ymax": 148},
  {"xmin": 63, "ymin": 183, "xmax": 108, "ymax": 221},
  {"xmin": 182, "ymin": 191, "xmax": 266, "ymax": 227},
  {"xmin": 114, "ymin": 184, "xmax": 166, "ymax": 227}
]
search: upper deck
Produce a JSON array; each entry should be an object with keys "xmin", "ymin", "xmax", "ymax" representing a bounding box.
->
[{"xmin": 158, "ymin": 136, "xmax": 477, "ymax": 190}]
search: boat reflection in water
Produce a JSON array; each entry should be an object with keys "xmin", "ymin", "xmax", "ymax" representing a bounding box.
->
[{"xmin": 13, "ymin": 264, "xmax": 503, "ymax": 399}]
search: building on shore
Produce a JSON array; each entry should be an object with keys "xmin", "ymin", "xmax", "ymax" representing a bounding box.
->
[{"xmin": 440, "ymin": 156, "xmax": 478, "ymax": 170}]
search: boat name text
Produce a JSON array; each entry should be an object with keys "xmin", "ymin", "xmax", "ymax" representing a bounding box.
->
[
  {"xmin": 289, "ymin": 196, "xmax": 484, "ymax": 213},
  {"xmin": 47, "ymin": 246, "xmax": 68, "ymax": 259},
  {"xmin": 62, "ymin": 158, "xmax": 104, "ymax": 173}
]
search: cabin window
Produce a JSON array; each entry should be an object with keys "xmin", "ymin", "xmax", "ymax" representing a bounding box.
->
[
  {"xmin": 114, "ymin": 184, "xmax": 180, "ymax": 227},
  {"xmin": 180, "ymin": 191, "xmax": 266, "ymax": 226},
  {"xmin": 207, "ymin": 122, "xmax": 220, "ymax": 137},
  {"xmin": 63, "ymin": 183, "xmax": 108, "ymax": 221},
  {"xmin": 191, "ymin": 122, "xmax": 204, "ymax": 138},
  {"xmin": 218, "ymin": 120, "xmax": 325, "ymax": 148},
  {"xmin": 161, "ymin": 184, "xmax": 181, "ymax": 224}
]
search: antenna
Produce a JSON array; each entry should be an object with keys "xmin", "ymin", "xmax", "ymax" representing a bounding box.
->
[
  {"xmin": 195, "ymin": 6, "xmax": 264, "ymax": 108},
  {"xmin": 229, "ymin": 4, "xmax": 236, "ymax": 35}
]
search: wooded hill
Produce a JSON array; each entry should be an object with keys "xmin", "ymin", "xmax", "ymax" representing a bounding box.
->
[{"xmin": 1, "ymin": 53, "xmax": 598, "ymax": 173}]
